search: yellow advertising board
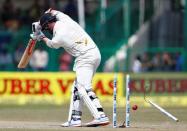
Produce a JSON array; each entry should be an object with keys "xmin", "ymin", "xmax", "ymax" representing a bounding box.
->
[
  {"xmin": 128, "ymin": 73, "xmax": 187, "ymax": 107},
  {"xmin": 0, "ymin": 72, "xmax": 187, "ymax": 107},
  {"xmin": 0, "ymin": 72, "xmax": 124, "ymax": 105}
]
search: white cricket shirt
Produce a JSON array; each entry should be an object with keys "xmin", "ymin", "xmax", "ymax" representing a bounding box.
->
[{"xmin": 46, "ymin": 11, "xmax": 96, "ymax": 57}]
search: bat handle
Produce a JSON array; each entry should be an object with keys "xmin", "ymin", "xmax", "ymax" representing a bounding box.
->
[{"xmin": 28, "ymin": 40, "xmax": 36, "ymax": 55}]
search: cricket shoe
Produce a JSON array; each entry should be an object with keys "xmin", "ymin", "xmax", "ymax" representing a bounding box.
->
[
  {"xmin": 84, "ymin": 115, "xmax": 110, "ymax": 127},
  {"xmin": 61, "ymin": 118, "xmax": 81, "ymax": 127}
]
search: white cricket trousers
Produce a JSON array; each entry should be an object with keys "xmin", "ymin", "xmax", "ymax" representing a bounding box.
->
[{"xmin": 71, "ymin": 47, "xmax": 105, "ymax": 119}]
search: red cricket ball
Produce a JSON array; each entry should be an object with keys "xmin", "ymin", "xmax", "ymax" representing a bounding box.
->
[{"xmin": 132, "ymin": 105, "xmax": 138, "ymax": 110}]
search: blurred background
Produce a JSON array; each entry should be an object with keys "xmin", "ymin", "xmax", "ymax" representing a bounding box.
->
[
  {"xmin": 0, "ymin": 0, "xmax": 187, "ymax": 130},
  {"xmin": 0, "ymin": 0, "xmax": 186, "ymax": 72}
]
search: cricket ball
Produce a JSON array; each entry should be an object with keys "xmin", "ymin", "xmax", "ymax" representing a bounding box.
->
[{"xmin": 132, "ymin": 105, "xmax": 138, "ymax": 110}]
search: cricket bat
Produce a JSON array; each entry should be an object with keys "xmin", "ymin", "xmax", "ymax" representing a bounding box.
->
[{"xmin": 17, "ymin": 39, "xmax": 37, "ymax": 68}]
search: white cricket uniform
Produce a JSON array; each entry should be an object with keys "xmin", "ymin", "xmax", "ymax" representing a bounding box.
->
[
  {"xmin": 46, "ymin": 11, "xmax": 101, "ymax": 72},
  {"xmin": 45, "ymin": 11, "xmax": 104, "ymax": 119}
]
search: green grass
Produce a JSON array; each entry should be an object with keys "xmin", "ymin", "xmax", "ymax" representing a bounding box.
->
[{"xmin": 0, "ymin": 105, "xmax": 186, "ymax": 131}]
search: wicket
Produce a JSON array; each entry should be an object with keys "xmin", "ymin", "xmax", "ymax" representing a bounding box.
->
[
  {"xmin": 125, "ymin": 74, "xmax": 130, "ymax": 127},
  {"xmin": 112, "ymin": 74, "xmax": 117, "ymax": 128},
  {"xmin": 147, "ymin": 99, "xmax": 179, "ymax": 122},
  {"xmin": 144, "ymin": 82, "xmax": 179, "ymax": 122},
  {"xmin": 113, "ymin": 74, "xmax": 130, "ymax": 128}
]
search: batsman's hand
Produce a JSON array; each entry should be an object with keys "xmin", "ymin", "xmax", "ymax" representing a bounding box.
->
[
  {"xmin": 45, "ymin": 8, "xmax": 58, "ymax": 16},
  {"xmin": 32, "ymin": 22, "xmax": 41, "ymax": 33},
  {"xmin": 45, "ymin": 8, "xmax": 53, "ymax": 13},
  {"xmin": 30, "ymin": 31, "xmax": 46, "ymax": 41}
]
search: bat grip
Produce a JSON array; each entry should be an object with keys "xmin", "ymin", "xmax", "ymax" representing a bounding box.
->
[{"xmin": 28, "ymin": 40, "xmax": 36, "ymax": 55}]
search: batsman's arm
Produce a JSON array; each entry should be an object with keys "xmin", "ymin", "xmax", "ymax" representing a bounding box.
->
[
  {"xmin": 17, "ymin": 39, "xmax": 37, "ymax": 68},
  {"xmin": 41, "ymin": 37, "xmax": 60, "ymax": 49}
]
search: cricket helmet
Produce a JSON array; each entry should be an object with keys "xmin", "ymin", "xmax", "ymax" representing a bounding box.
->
[{"xmin": 39, "ymin": 13, "xmax": 57, "ymax": 31}]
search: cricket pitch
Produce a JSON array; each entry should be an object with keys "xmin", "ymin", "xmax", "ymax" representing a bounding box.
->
[{"xmin": 0, "ymin": 105, "xmax": 186, "ymax": 131}]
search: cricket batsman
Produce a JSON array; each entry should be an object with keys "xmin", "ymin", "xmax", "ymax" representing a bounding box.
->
[{"xmin": 30, "ymin": 9, "xmax": 109, "ymax": 127}]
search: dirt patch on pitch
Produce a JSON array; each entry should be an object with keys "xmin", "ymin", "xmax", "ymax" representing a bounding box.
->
[{"xmin": 0, "ymin": 121, "xmax": 186, "ymax": 131}]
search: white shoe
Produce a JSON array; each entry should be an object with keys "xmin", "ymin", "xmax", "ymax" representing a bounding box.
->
[
  {"xmin": 85, "ymin": 116, "xmax": 110, "ymax": 127},
  {"xmin": 61, "ymin": 118, "xmax": 81, "ymax": 127}
]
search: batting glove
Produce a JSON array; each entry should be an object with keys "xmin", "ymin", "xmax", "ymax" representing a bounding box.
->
[
  {"xmin": 45, "ymin": 8, "xmax": 53, "ymax": 13},
  {"xmin": 32, "ymin": 22, "xmax": 42, "ymax": 32},
  {"xmin": 30, "ymin": 31, "xmax": 46, "ymax": 41}
]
